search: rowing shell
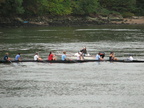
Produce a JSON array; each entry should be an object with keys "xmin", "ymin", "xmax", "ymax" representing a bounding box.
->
[
  {"xmin": 0, "ymin": 60, "xmax": 144, "ymax": 64},
  {"xmin": 67, "ymin": 56, "xmax": 95, "ymax": 60}
]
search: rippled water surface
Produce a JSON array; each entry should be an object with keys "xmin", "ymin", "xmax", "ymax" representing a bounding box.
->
[{"xmin": 0, "ymin": 25, "xmax": 144, "ymax": 108}]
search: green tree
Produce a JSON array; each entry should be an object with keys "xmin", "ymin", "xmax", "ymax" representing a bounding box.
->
[
  {"xmin": 0, "ymin": 0, "xmax": 24, "ymax": 16},
  {"xmin": 45, "ymin": 0, "xmax": 72, "ymax": 16},
  {"xmin": 15, "ymin": 0, "xmax": 24, "ymax": 14},
  {"xmin": 136, "ymin": 0, "xmax": 144, "ymax": 15},
  {"xmin": 1, "ymin": 0, "xmax": 143, "ymax": 18},
  {"xmin": 0, "ymin": 0, "xmax": 5, "ymax": 14},
  {"xmin": 99, "ymin": 0, "xmax": 136, "ymax": 13},
  {"xmin": 72, "ymin": 0, "xmax": 99, "ymax": 15},
  {"xmin": 22, "ymin": 0, "xmax": 40, "ymax": 16}
]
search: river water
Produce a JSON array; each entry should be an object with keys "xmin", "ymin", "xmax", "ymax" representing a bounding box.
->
[{"xmin": 0, "ymin": 25, "xmax": 144, "ymax": 108}]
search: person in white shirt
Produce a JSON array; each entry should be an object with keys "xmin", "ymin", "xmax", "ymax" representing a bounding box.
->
[{"xmin": 34, "ymin": 53, "xmax": 42, "ymax": 61}]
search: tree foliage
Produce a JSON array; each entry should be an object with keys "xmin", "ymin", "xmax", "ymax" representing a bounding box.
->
[
  {"xmin": 72, "ymin": 0, "xmax": 99, "ymax": 15},
  {"xmin": 22, "ymin": 0, "xmax": 40, "ymax": 16},
  {"xmin": 0, "ymin": 0, "xmax": 143, "ymax": 17},
  {"xmin": 99, "ymin": 0, "xmax": 136, "ymax": 13},
  {"xmin": 46, "ymin": 0, "xmax": 72, "ymax": 15},
  {"xmin": 0, "ymin": 0, "xmax": 24, "ymax": 16},
  {"xmin": 136, "ymin": 0, "xmax": 144, "ymax": 15}
]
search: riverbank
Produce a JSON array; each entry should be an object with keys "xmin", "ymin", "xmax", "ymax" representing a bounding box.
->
[
  {"xmin": 111, "ymin": 16, "xmax": 144, "ymax": 24},
  {"xmin": 0, "ymin": 15, "xmax": 144, "ymax": 27}
]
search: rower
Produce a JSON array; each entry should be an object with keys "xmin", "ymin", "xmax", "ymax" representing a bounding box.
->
[
  {"xmin": 4, "ymin": 53, "xmax": 11, "ymax": 61},
  {"xmin": 34, "ymin": 53, "xmax": 43, "ymax": 61},
  {"xmin": 96, "ymin": 52, "xmax": 104, "ymax": 60},
  {"xmin": 109, "ymin": 52, "xmax": 118, "ymax": 61},
  {"xmin": 48, "ymin": 52, "xmax": 56, "ymax": 61},
  {"xmin": 15, "ymin": 53, "xmax": 21, "ymax": 61},
  {"xmin": 61, "ymin": 51, "xmax": 67, "ymax": 61},
  {"xmin": 99, "ymin": 52, "xmax": 105, "ymax": 59}
]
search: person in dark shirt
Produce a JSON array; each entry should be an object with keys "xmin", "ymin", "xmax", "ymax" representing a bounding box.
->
[
  {"xmin": 109, "ymin": 52, "xmax": 118, "ymax": 61},
  {"xmin": 80, "ymin": 47, "xmax": 87, "ymax": 56},
  {"xmin": 4, "ymin": 53, "xmax": 11, "ymax": 61},
  {"xmin": 99, "ymin": 52, "xmax": 105, "ymax": 59}
]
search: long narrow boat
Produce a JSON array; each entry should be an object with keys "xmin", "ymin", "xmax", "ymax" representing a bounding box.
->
[
  {"xmin": 0, "ymin": 60, "xmax": 77, "ymax": 63},
  {"xmin": 0, "ymin": 59, "xmax": 144, "ymax": 64}
]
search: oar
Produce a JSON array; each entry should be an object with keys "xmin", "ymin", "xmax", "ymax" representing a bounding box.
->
[{"xmin": 8, "ymin": 60, "xmax": 16, "ymax": 66}]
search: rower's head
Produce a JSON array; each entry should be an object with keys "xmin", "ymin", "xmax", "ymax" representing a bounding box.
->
[
  {"xmin": 63, "ymin": 51, "xmax": 66, "ymax": 54},
  {"xmin": 35, "ymin": 53, "xmax": 38, "ymax": 55},
  {"xmin": 5, "ymin": 53, "xmax": 9, "ymax": 55}
]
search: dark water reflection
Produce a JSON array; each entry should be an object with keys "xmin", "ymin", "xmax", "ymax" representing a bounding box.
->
[
  {"xmin": 0, "ymin": 25, "xmax": 144, "ymax": 43},
  {"xmin": 0, "ymin": 25, "xmax": 144, "ymax": 108},
  {"xmin": 0, "ymin": 25, "xmax": 144, "ymax": 59}
]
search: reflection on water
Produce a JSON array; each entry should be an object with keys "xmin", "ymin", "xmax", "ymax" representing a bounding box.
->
[
  {"xmin": 0, "ymin": 25, "xmax": 144, "ymax": 44},
  {"xmin": 0, "ymin": 25, "xmax": 144, "ymax": 59},
  {"xmin": 75, "ymin": 28, "xmax": 141, "ymax": 31},
  {"xmin": 0, "ymin": 25, "xmax": 144, "ymax": 108}
]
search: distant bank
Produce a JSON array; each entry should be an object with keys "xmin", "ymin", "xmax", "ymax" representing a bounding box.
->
[{"xmin": 0, "ymin": 15, "xmax": 144, "ymax": 27}]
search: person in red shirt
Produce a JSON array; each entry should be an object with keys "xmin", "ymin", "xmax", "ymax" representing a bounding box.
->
[{"xmin": 48, "ymin": 52, "xmax": 55, "ymax": 60}]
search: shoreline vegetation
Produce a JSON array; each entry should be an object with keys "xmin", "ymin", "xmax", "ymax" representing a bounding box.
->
[
  {"xmin": 0, "ymin": 15, "xmax": 144, "ymax": 27},
  {"xmin": 1, "ymin": 0, "xmax": 144, "ymax": 27}
]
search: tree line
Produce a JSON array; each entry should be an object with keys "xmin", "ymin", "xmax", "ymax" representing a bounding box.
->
[{"xmin": 0, "ymin": 0, "xmax": 144, "ymax": 17}]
